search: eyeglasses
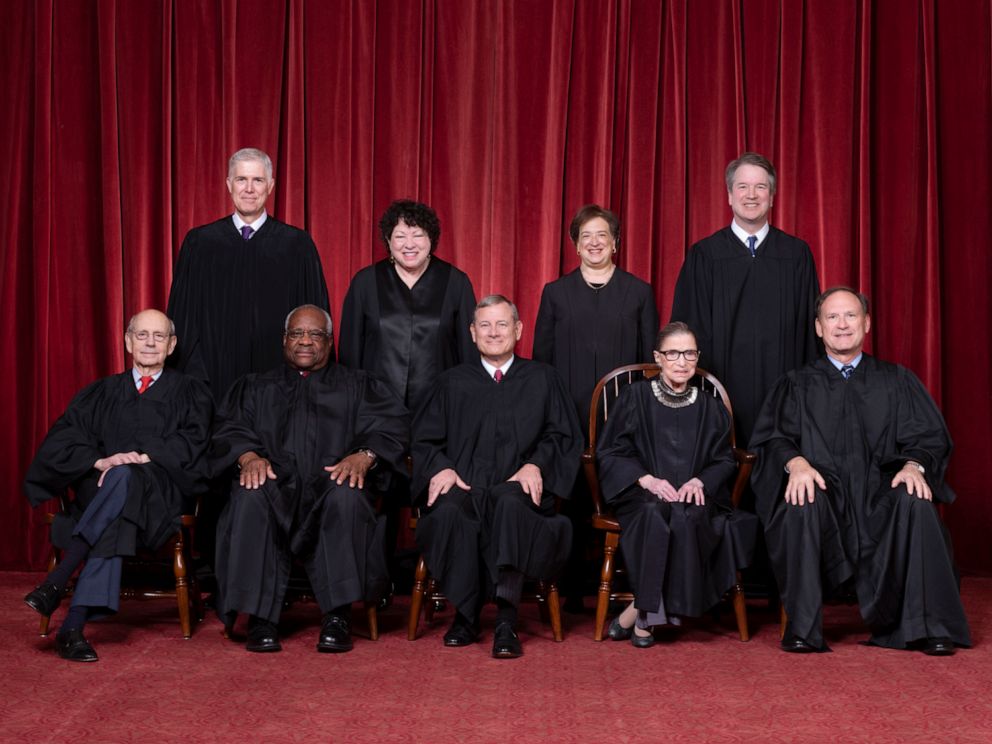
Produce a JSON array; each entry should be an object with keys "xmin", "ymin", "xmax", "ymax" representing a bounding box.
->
[
  {"xmin": 286, "ymin": 329, "xmax": 331, "ymax": 341},
  {"xmin": 657, "ymin": 349, "xmax": 700, "ymax": 362},
  {"xmin": 129, "ymin": 330, "xmax": 172, "ymax": 343}
]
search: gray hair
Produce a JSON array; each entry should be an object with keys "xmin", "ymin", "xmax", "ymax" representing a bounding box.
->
[
  {"xmin": 815, "ymin": 286, "xmax": 870, "ymax": 317},
  {"xmin": 228, "ymin": 148, "xmax": 273, "ymax": 180},
  {"xmin": 473, "ymin": 294, "xmax": 519, "ymax": 323},
  {"xmin": 285, "ymin": 304, "xmax": 333, "ymax": 334},
  {"xmin": 127, "ymin": 311, "xmax": 175, "ymax": 336},
  {"xmin": 725, "ymin": 152, "xmax": 777, "ymax": 195}
]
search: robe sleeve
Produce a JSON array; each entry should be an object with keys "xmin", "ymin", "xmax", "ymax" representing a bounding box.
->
[
  {"xmin": 596, "ymin": 385, "xmax": 651, "ymax": 502},
  {"xmin": 670, "ymin": 246, "xmax": 714, "ymax": 359},
  {"xmin": 410, "ymin": 379, "xmax": 459, "ymax": 502},
  {"xmin": 749, "ymin": 374, "xmax": 806, "ymax": 521},
  {"xmin": 531, "ymin": 283, "xmax": 556, "ymax": 364},
  {"xmin": 637, "ymin": 282, "xmax": 660, "ymax": 362},
  {"xmin": 337, "ymin": 271, "xmax": 369, "ymax": 368},
  {"xmin": 210, "ymin": 375, "xmax": 268, "ymax": 475},
  {"xmin": 798, "ymin": 246, "xmax": 822, "ymax": 365},
  {"xmin": 350, "ymin": 374, "xmax": 410, "ymax": 474},
  {"xmin": 165, "ymin": 231, "xmax": 209, "ymax": 383},
  {"xmin": 889, "ymin": 367, "xmax": 954, "ymax": 502},
  {"xmin": 23, "ymin": 381, "xmax": 108, "ymax": 506},
  {"xmin": 522, "ymin": 367, "xmax": 583, "ymax": 497},
  {"xmin": 453, "ymin": 271, "xmax": 478, "ymax": 364},
  {"xmin": 141, "ymin": 378, "xmax": 214, "ymax": 495},
  {"xmin": 694, "ymin": 397, "xmax": 737, "ymax": 506}
]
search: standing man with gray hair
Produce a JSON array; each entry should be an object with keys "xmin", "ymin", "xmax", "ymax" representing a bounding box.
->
[
  {"xmin": 671, "ymin": 152, "xmax": 821, "ymax": 448},
  {"xmin": 167, "ymin": 147, "xmax": 330, "ymax": 400}
]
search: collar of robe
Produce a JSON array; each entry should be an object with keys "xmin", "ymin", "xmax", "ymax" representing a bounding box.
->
[{"xmin": 650, "ymin": 378, "xmax": 698, "ymax": 409}]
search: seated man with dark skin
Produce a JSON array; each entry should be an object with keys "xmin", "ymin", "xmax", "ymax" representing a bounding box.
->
[
  {"xmin": 751, "ymin": 287, "xmax": 971, "ymax": 655},
  {"xmin": 24, "ymin": 309, "xmax": 213, "ymax": 662},
  {"xmin": 211, "ymin": 304, "xmax": 408, "ymax": 653},
  {"xmin": 412, "ymin": 295, "xmax": 582, "ymax": 659}
]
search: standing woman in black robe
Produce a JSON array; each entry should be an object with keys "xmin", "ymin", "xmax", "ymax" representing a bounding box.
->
[
  {"xmin": 596, "ymin": 322, "xmax": 757, "ymax": 647},
  {"xmin": 533, "ymin": 204, "xmax": 659, "ymax": 607},
  {"xmin": 338, "ymin": 200, "xmax": 477, "ymax": 417}
]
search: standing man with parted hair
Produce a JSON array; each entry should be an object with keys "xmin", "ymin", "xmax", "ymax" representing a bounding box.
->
[
  {"xmin": 671, "ymin": 152, "xmax": 821, "ymax": 448},
  {"xmin": 167, "ymin": 147, "xmax": 330, "ymax": 401},
  {"xmin": 167, "ymin": 148, "xmax": 330, "ymax": 576}
]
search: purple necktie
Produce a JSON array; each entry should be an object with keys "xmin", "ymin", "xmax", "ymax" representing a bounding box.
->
[
  {"xmin": 241, "ymin": 225, "xmax": 254, "ymax": 241},
  {"xmin": 494, "ymin": 369, "xmax": 503, "ymax": 383}
]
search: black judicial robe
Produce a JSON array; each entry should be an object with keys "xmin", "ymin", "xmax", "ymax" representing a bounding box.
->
[
  {"xmin": 534, "ymin": 267, "xmax": 658, "ymax": 432},
  {"xmin": 411, "ymin": 358, "xmax": 582, "ymax": 503},
  {"xmin": 24, "ymin": 369, "xmax": 213, "ymax": 557},
  {"xmin": 671, "ymin": 227, "xmax": 820, "ymax": 446},
  {"xmin": 166, "ymin": 216, "xmax": 330, "ymax": 399},
  {"xmin": 597, "ymin": 381, "xmax": 757, "ymax": 615},
  {"xmin": 750, "ymin": 355, "xmax": 970, "ymax": 649},
  {"xmin": 338, "ymin": 257, "xmax": 476, "ymax": 414},
  {"xmin": 212, "ymin": 363, "xmax": 409, "ymax": 546}
]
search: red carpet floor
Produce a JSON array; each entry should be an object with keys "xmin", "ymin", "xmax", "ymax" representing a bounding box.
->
[{"xmin": 1, "ymin": 571, "xmax": 990, "ymax": 743}]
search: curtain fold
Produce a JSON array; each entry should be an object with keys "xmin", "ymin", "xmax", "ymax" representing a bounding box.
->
[{"xmin": 1, "ymin": 0, "xmax": 989, "ymax": 573}]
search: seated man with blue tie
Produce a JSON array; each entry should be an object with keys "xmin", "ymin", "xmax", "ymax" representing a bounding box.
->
[
  {"xmin": 24, "ymin": 309, "xmax": 213, "ymax": 661},
  {"xmin": 412, "ymin": 295, "xmax": 582, "ymax": 658},
  {"xmin": 750, "ymin": 287, "xmax": 970, "ymax": 655}
]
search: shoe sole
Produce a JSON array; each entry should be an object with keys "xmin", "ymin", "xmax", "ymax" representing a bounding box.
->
[
  {"xmin": 317, "ymin": 642, "xmax": 353, "ymax": 653},
  {"xmin": 246, "ymin": 643, "xmax": 282, "ymax": 653}
]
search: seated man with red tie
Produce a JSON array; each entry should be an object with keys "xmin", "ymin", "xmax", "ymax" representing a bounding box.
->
[
  {"xmin": 24, "ymin": 309, "xmax": 213, "ymax": 662},
  {"xmin": 412, "ymin": 295, "xmax": 582, "ymax": 658}
]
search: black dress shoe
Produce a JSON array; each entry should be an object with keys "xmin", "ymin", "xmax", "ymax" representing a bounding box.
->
[
  {"xmin": 443, "ymin": 619, "xmax": 479, "ymax": 647},
  {"xmin": 631, "ymin": 629, "xmax": 656, "ymax": 649},
  {"xmin": 25, "ymin": 582, "xmax": 63, "ymax": 617},
  {"xmin": 923, "ymin": 637, "xmax": 955, "ymax": 656},
  {"xmin": 317, "ymin": 614, "xmax": 353, "ymax": 653},
  {"xmin": 607, "ymin": 616, "xmax": 633, "ymax": 641},
  {"xmin": 246, "ymin": 616, "xmax": 281, "ymax": 653},
  {"xmin": 492, "ymin": 621, "xmax": 523, "ymax": 659},
  {"xmin": 781, "ymin": 634, "xmax": 818, "ymax": 653},
  {"xmin": 55, "ymin": 629, "xmax": 98, "ymax": 662}
]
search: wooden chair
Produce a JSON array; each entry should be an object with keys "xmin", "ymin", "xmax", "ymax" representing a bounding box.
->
[
  {"xmin": 37, "ymin": 493, "xmax": 203, "ymax": 639},
  {"xmin": 406, "ymin": 510, "xmax": 565, "ymax": 642},
  {"xmin": 582, "ymin": 363, "xmax": 755, "ymax": 642},
  {"xmin": 283, "ymin": 568, "xmax": 381, "ymax": 641}
]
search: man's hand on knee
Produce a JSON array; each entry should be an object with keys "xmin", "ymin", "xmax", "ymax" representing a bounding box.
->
[
  {"xmin": 94, "ymin": 451, "xmax": 150, "ymax": 486},
  {"xmin": 892, "ymin": 462, "xmax": 932, "ymax": 501},
  {"xmin": 238, "ymin": 451, "xmax": 276, "ymax": 490},
  {"xmin": 427, "ymin": 468, "xmax": 470, "ymax": 506},
  {"xmin": 784, "ymin": 457, "xmax": 825, "ymax": 506},
  {"xmin": 508, "ymin": 463, "xmax": 543, "ymax": 506},
  {"xmin": 325, "ymin": 452, "xmax": 374, "ymax": 490}
]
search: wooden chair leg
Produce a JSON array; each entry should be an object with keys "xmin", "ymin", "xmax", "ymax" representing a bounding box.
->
[
  {"xmin": 545, "ymin": 581, "xmax": 564, "ymax": 642},
  {"xmin": 780, "ymin": 604, "xmax": 788, "ymax": 640},
  {"xmin": 594, "ymin": 532, "xmax": 619, "ymax": 641},
  {"xmin": 407, "ymin": 553, "xmax": 429, "ymax": 640},
  {"xmin": 366, "ymin": 603, "xmax": 379, "ymax": 641},
  {"xmin": 732, "ymin": 571, "xmax": 749, "ymax": 642},
  {"xmin": 173, "ymin": 535, "xmax": 192, "ymax": 639}
]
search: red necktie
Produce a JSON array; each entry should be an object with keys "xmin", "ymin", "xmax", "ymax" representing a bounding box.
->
[
  {"xmin": 138, "ymin": 375, "xmax": 153, "ymax": 394},
  {"xmin": 494, "ymin": 369, "xmax": 503, "ymax": 383}
]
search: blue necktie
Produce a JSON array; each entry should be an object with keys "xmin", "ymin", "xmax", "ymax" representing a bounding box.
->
[
  {"xmin": 747, "ymin": 235, "xmax": 757, "ymax": 257},
  {"xmin": 241, "ymin": 225, "xmax": 254, "ymax": 241},
  {"xmin": 841, "ymin": 364, "xmax": 854, "ymax": 380}
]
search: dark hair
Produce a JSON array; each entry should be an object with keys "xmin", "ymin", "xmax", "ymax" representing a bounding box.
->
[
  {"xmin": 815, "ymin": 286, "xmax": 870, "ymax": 317},
  {"xmin": 568, "ymin": 204, "xmax": 621, "ymax": 246},
  {"xmin": 378, "ymin": 200, "xmax": 441, "ymax": 252},
  {"xmin": 725, "ymin": 152, "xmax": 777, "ymax": 194},
  {"xmin": 655, "ymin": 321, "xmax": 696, "ymax": 350}
]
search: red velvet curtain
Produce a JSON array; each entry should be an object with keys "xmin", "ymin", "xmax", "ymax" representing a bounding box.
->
[{"xmin": 2, "ymin": 0, "xmax": 989, "ymax": 573}]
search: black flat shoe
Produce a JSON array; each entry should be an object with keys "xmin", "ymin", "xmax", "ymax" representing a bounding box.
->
[
  {"xmin": 317, "ymin": 614, "xmax": 353, "ymax": 653},
  {"xmin": 607, "ymin": 616, "xmax": 633, "ymax": 641},
  {"xmin": 25, "ymin": 582, "xmax": 63, "ymax": 617},
  {"xmin": 923, "ymin": 637, "xmax": 955, "ymax": 656},
  {"xmin": 781, "ymin": 634, "xmax": 818, "ymax": 653},
  {"xmin": 443, "ymin": 620, "xmax": 479, "ymax": 647},
  {"xmin": 492, "ymin": 621, "xmax": 523, "ymax": 659},
  {"xmin": 631, "ymin": 630, "xmax": 656, "ymax": 649},
  {"xmin": 246, "ymin": 616, "xmax": 281, "ymax": 653},
  {"xmin": 55, "ymin": 629, "xmax": 98, "ymax": 662}
]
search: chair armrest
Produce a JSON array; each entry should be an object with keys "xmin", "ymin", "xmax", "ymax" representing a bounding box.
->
[{"xmin": 730, "ymin": 447, "xmax": 757, "ymax": 509}]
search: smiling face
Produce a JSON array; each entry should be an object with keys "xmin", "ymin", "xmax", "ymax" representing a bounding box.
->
[
  {"xmin": 226, "ymin": 159, "xmax": 275, "ymax": 223},
  {"xmin": 387, "ymin": 219, "xmax": 432, "ymax": 274},
  {"xmin": 815, "ymin": 290, "xmax": 871, "ymax": 362},
  {"xmin": 124, "ymin": 309, "xmax": 176, "ymax": 375},
  {"xmin": 653, "ymin": 331, "xmax": 698, "ymax": 392},
  {"xmin": 728, "ymin": 163, "xmax": 774, "ymax": 231},
  {"xmin": 283, "ymin": 307, "xmax": 333, "ymax": 371},
  {"xmin": 575, "ymin": 216, "xmax": 616, "ymax": 271},
  {"xmin": 470, "ymin": 302, "xmax": 522, "ymax": 367}
]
